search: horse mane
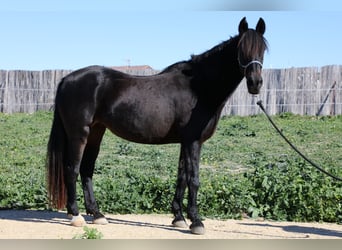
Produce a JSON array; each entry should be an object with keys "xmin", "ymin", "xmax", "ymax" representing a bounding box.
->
[
  {"xmin": 190, "ymin": 36, "xmax": 236, "ymax": 64},
  {"xmin": 160, "ymin": 60, "xmax": 190, "ymax": 73},
  {"xmin": 190, "ymin": 30, "xmax": 268, "ymax": 65},
  {"xmin": 159, "ymin": 37, "xmax": 238, "ymax": 76}
]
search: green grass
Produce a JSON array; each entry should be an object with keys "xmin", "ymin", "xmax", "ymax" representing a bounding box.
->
[{"xmin": 0, "ymin": 112, "xmax": 341, "ymax": 222}]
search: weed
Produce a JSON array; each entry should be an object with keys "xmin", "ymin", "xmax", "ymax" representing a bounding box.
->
[{"xmin": 72, "ymin": 226, "xmax": 103, "ymax": 239}]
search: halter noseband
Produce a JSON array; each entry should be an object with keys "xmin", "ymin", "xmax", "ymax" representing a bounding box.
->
[{"xmin": 238, "ymin": 59, "xmax": 263, "ymax": 76}]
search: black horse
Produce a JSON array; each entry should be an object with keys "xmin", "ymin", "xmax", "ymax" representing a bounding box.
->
[{"xmin": 47, "ymin": 17, "xmax": 267, "ymax": 234}]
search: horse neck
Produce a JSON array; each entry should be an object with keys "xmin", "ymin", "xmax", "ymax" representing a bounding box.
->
[{"xmin": 191, "ymin": 36, "xmax": 244, "ymax": 110}]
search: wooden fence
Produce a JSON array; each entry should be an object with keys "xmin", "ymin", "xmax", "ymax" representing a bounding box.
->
[
  {"xmin": 0, "ymin": 70, "xmax": 71, "ymax": 113},
  {"xmin": 0, "ymin": 65, "xmax": 341, "ymax": 115},
  {"xmin": 223, "ymin": 65, "xmax": 342, "ymax": 116}
]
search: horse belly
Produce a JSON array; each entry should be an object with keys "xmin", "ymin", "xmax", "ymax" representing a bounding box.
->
[{"xmin": 103, "ymin": 102, "xmax": 180, "ymax": 144}]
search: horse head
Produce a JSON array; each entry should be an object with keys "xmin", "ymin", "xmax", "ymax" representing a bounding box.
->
[{"xmin": 237, "ymin": 17, "xmax": 268, "ymax": 95}]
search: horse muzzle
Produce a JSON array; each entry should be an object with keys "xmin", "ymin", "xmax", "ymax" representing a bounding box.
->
[{"xmin": 247, "ymin": 75, "xmax": 263, "ymax": 95}]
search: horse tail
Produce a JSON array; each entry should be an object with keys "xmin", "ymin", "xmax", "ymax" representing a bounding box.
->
[{"xmin": 46, "ymin": 81, "xmax": 67, "ymax": 210}]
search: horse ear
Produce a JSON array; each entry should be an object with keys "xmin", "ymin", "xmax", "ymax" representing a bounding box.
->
[
  {"xmin": 256, "ymin": 18, "xmax": 266, "ymax": 35},
  {"xmin": 238, "ymin": 17, "xmax": 248, "ymax": 34}
]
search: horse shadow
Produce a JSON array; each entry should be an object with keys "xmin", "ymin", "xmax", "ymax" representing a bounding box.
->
[
  {"xmin": 0, "ymin": 209, "xmax": 191, "ymax": 235},
  {"xmin": 0, "ymin": 209, "xmax": 70, "ymax": 225},
  {"xmin": 238, "ymin": 222, "xmax": 342, "ymax": 238},
  {"xmin": 105, "ymin": 217, "xmax": 191, "ymax": 235}
]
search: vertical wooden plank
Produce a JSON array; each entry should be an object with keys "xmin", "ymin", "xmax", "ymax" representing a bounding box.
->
[{"xmin": 0, "ymin": 70, "xmax": 6, "ymax": 112}]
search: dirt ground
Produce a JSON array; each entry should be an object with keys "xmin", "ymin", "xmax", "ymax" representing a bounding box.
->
[{"xmin": 0, "ymin": 209, "xmax": 341, "ymax": 239}]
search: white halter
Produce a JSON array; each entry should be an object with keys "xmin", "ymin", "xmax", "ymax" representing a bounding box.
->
[{"xmin": 238, "ymin": 59, "xmax": 263, "ymax": 76}]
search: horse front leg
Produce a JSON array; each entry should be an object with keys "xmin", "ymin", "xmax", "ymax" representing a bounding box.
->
[
  {"xmin": 185, "ymin": 141, "xmax": 205, "ymax": 235},
  {"xmin": 174, "ymin": 141, "xmax": 205, "ymax": 234},
  {"xmin": 171, "ymin": 145, "xmax": 188, "ymax": 228}
]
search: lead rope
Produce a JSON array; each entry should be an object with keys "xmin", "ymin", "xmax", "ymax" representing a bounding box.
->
[{"xmin": 257, "ymin": 100, "xmax": 342, "ymax": 182}]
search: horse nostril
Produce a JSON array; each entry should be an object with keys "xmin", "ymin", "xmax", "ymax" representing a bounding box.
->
[{"xmin": 258, "ymin": 78, "xmax": 263, "ymax": 86}]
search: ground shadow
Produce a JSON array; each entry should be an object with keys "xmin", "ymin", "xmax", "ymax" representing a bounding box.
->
[
  {"xmin": 0, "ymin": 209, "xmax": 69, "ymax": 225},
  {"xmin": 0, "ymin": 209, "xmax": 191, "ymax": 235},
  {"xmin": 106, "ymin": 217, "xmax": 191, "ymax": 235},
  {"xmin": 239, "ymin": 222, "xmax": 342, "ymax": 238}
]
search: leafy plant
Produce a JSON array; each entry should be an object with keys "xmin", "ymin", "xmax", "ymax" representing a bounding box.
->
[
  {"xmin": 72, "ymin": 226, "xmax": 103, "ymax": 239},
  {"xmin": 245, "ymin": 158, "xmax": 342, "ymax": 222}
]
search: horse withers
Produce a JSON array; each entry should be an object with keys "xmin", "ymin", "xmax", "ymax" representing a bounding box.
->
[{"xmin": 46, "ymin": 17, "xmax": 268, "ymax": 235}]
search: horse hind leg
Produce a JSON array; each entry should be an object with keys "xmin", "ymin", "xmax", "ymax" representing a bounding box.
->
[
  {"xmin": 64, "ymin": 125, "xmax": 90, "ymax": 227},
  {"xmin": 80, "ymin": 123, "xmax": 108, "ymax": 225}
]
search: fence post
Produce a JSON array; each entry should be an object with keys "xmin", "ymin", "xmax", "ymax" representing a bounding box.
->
[{"xmin": 316, "ymin": 81, "xmax": 337, "ymax": 116}]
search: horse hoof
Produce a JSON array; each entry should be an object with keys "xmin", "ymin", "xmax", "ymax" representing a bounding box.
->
[
  {"xmin": 70, "ymin": 215, "xmax": 86, "ymax": 227},
  {"xmin": 190, "ymin": 225, "xmax": 206, "ymax": 235},
  {"xmin": 190, "ymin": 220, "xmax": 205, "ymax": 235},
  {"xmin": 172, "ymin": 219, "xmax": 188, "ymax": 228},
  {"xmin": 93, "ymin": 217, "xmax": 109, "ymax": 225}
]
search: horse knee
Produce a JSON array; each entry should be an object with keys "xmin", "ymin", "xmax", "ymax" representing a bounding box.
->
[{"xmin": 188, "ymin": 177, "xmax": 200, "ymax": 191}]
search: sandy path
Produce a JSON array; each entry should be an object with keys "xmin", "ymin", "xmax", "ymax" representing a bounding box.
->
[{"xmin": 0, "ymin": 210, "xmax": 341, "ymax": 239}]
